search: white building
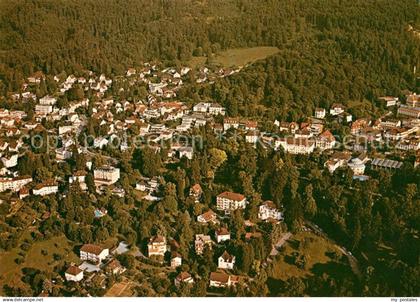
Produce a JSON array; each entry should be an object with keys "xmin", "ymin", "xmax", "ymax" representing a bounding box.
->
[
  {"xmin": 218, "ymin": 251, "xmax": 235, "ymax": 270},
  {"xmin": 171, "ymin": 252, "xmax": 182, "ymax": 268},
  {"xmin": 195, "ymin": 234, "xmax": 212, "ymax": 255},
  {"xmin": 275, "ymin": 137, "xmax": 315, "ymax": 155},
  {"xmin": 59, "ymin": 125, "xmax": 74, "ymax": 135},
  {"xmin": 193, "ymin": 102, "xmax": 209, "ymax": 113},
  {"xmin": 197, "ymin": 209, "xmax": 217, "ymax": 224},
  {"xmin": 55, "ymin": 148, "xmax": 72, "ymax": 161},
  {"xmin": 178, "ymin": 147, "xmax": 193, "ymax": 160},
  {"xmin": 315, "ymin": 130, "xmax": 336, "ymax": 150},
  {"xmin": 65, "ymin": 266, "xmax": 84, "ymax": 282},
  {"xmin": 324, "ymin": 152, "xmax": 352, "ymax": 174},
  {"xmin": 32, "ymin": 180, "xmax": 59, "ymax": 196},
  {"xmin": 93, "ymin": 137, "xmax": 109, "ymax": 149},
  {"xmin": 35, "ymin": 104, "xmax": 53, "ymax": 115},
  {"xmin": 94, "ymin": 166, "xmax": 120, "ymax": 186},
  {"xmin": 147, "ymin": 235, "xmax": 167, "ymax": 257},
  {"xmin": 330, "ymin": 103, "xmax": 345, "ymax": 116},
  {"xmin": 348, "ymin": 158, "xmax": 366, "ymax": 175},
  {"xmin": 209, "ymin": 103, "xmax": 226, "ymax": 115},
  {"xmin": 39, "ymin": 95, "xmax": 57, "ymax": 106},
  {"xmin": 1, "ymin": 154, "xmax": 18, "ymax": 168},
  {"xmin": 80, "ymin": 244, "xmax": 109, "ymax": 263},
  {"xmin": 245, "ymin": 131, "xmax": 260, "ymax": 144},
  {"xmin": 209, "ymin": 272, "xmax": 240, "ymax": 288},
  {"xmin": 397, "ymin": 106, "xmax": 420, "ymax": 118},
  {"xmin": 69, "ymin": 171, "xmax": 87, "ymax": 190},
  {"xmin": 223, "ymin": 118, "xmax": 240, "ymax": 131},
  {"xmin": 149, "ymin": 82, "xmax": 167, "ymax": 95},
  {"xmin": 258, "ymin": 201, "xmax": 283, "ymax": 221},
  {"xmin": 378, "ymin": 96, "xmax": 398, "ymax": 107},
  {"xmin": 215, "ymin": 227, "xmax": 231, "ymax": 243},
  {"xmin": 216, "ymin": 191, "xmax": 247, "ymax": 212},
  {"xmin": 175, "ymin": 272, "xmax": 194, "ymax": 287},
  {"xmin": 0, "ymin": 176, "xmax": 32, "ymax": 192},
  {"xmin": 315, "ymin": 108, "xmax": 326, "ymax": 119}
]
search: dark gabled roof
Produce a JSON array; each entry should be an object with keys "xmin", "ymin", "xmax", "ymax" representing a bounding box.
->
[
  {"xmin": 66, "ymin": 265, "xmax": 82, "ymax": 276},
  {"xmin": 80, "ymin": 244, "xmax": 105, "ymax": 255}
]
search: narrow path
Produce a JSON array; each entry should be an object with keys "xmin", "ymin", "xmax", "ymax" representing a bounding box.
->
[{"xmin": 269, "ymin": 232, "xmax": 292, "ymax": 257}]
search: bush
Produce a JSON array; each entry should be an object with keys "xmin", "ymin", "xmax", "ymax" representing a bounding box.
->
[{"xmin": 20, "ymin": 242, "xmax": 31, "ymax": 251}]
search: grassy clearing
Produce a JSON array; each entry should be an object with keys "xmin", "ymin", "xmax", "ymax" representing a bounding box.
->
[
  {"xmin": 268, "ymin": 230, "xmax": 346, "ymax": 281},
  {"xmin": 189, "ymin": 56, "xmax": 208, "ymax": 69},
  {"xmin": 0, "ymin": 235, "xmax": 77, "ymax": 293},
  {"xmin": 189, "ymin": 46, "xmax": 279, "ymax": 68}
]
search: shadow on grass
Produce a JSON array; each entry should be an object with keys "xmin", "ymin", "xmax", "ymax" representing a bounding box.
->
[{"xmin": 267, "ymin": 261, "xmax": 359, "ymax": 297}]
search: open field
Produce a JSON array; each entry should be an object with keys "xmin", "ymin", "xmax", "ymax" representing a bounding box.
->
[
  {"xmin": 267, "ymin": 230, "xmax": 349, "ymax": 281},
  {"xmin": 189, "ymin": 46, "xmax": 280, "ymax": 68},
  {"xmin": 0, "ymin": 235, "xmax": 78, "ymax": 294}
]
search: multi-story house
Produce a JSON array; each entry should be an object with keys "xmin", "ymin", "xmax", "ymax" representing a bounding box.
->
[
  {"xmin": 195, "ymin": 234, "xmax": 212, "ymax": 255},
  {"xmin": 94, "ymin": 166, "xmax": 120, "ymax": 186},
  {"xmin": 315, "ymin": 130, "xmax": 336, "ymax": 150},
  {"xmin": 215, "ymin": 227, "xmax": 231, "ymax": 243},
  {"xmin": 208, "ymin": 103, "xmax": 225, "ymax": 116},
  {"xmin": 324, "ymin": 152, "xmax": 352, "ymax": 174},
  {"xmin": 329, "ymin": 103, "xmax": 345, "ymax": 116},
  {"xmin": 275, "ymin": 137, "xmax": 315, "ymax": 154},
  {"xmin": 189, "ymin": 183, "xmax": 202, "ymax": 202},
  {"xmin": 315, "ymin": 108, "xmax": 326, "ymax": 119},
  {"xmin": 69, "ymin": 171, "xmax": 87, "ymax": 191},
  {"xmin": 0, "ymin": 176, "xmax": 32, "ymax": 192},
  {"xmin": 35, "ymin": 104, "xmax": 53, "ymax": 116},
  {"xmin": 347, "ymin": 158, "xmax": 366, "ymax": 175},
  {"xmin": 175, "ymin": 272, "xmax": 194, "ymax": 287},
  {"xmin": 32, "ymin": 180, "xmax": 59, "ymax": 196},
  {"xmin": 80, "ymin": 244, "xmax": 109, "ymax": 263},
  {"xmin": 223, "ymin": 118, "xmax": 240, "ymax": 131},
  {"xmin": 218, "ymin": 251, "xmax": 235, "ymax": 270},
  {"xmin": 396, "ymin": 138, "xmax": 420, "ymax": 151},
  {"xmin": 216, "ymin": 191, "xmax": 247, "ymax": 212},
  {"xmin": 197, "ymin": 209, "xmax": 218, "ymax": 224},
  {"xmin": 398, "ymin": 105, "xmax": 420, "ymax": 118},
  {"xmin": 258, "ymin": 201, "xmax": 283, "ymax": 221},
  {"xmin": 65, "ymin": 266, "xmax": 84, "ymax": 282},
  {"xmin": 147, "ymin": 235, "xmax": 167, "ymax": 257},
  {"xmin": 209, "ymin": 272, "xmax": 241, "ymax": 288},
  {"xmin": 171, "ymin": 252, "xmax": 182, "ymax": 268},
  {"xmin": 406, "ymin": 93, "xmax": 419, "ymax": 107},
  {"xmin": 39, "ymin": 95, "xmax": 57, "ymax": 106},
  {"xmin": 1, "ymin": 154, "xmax": 18, "ymax": 168},
  {"xmin": 378, "ymin": 96, "xmax": 398, "ymax": 107}
]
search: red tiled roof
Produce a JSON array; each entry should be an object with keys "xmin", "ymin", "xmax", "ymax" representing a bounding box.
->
[
  {"xmin": 80, "ymin": 244, "xmax": 105, "ymax": 255},
  {"xmin": 217, "ymin": 191, "xmax": 245, "ymax": 202},
  {"xmin": 191, "ymin": 183, "xmax": 202, "ymax": 193},
  {"xmin": 216, "ymin": 227, "xmax": 230, "ymax": 236},
  {"xmin": 176, "ymin": 272, "xmax": 192, "ymax": 281},
  {"xmin": 220, "ymin": 251, "xmax": 234, "ymax": 262},
  {"xmin": 210, "ymin": 271, "xmax": 229, "ymax": 283},
  {"xmin": 66, "ymin": 265, "xmax": 82, "ymax": 276},
  {"xmin": 199, "ymin": 209, "xmax": 216, "ymax": 222},
  {"xmin": 149, "ymin": 235, "xmax": 166, "ymax": 244}
]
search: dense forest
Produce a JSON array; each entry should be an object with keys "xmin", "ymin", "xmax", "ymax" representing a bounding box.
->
[{"xmin": 1, "ymin": 0, "xmax": 419, "ymax": 115}]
